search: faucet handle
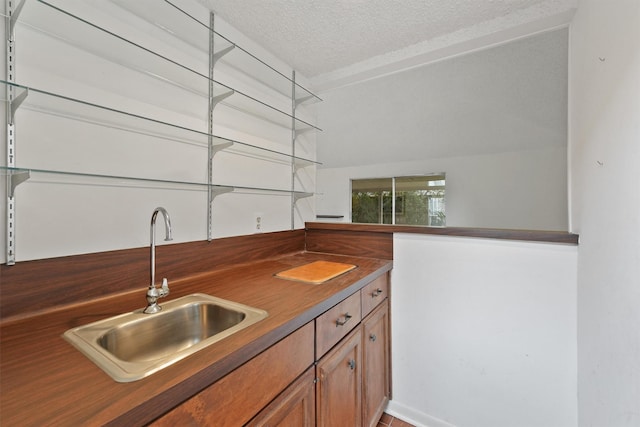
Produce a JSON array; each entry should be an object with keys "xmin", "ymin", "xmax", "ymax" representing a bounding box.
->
[{"xmin": 160, "ymin": 278, "xmax": 170, "ymax": 297}]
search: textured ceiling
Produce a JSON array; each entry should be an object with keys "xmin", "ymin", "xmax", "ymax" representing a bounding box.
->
[{"xmin": 198, "ymin": 0, "xmax": 576, "ymax": 90}]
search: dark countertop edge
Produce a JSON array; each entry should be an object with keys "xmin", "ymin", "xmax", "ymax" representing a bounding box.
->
[{"xmin": 305, "ymin": 222, "xmax": 579, "ymax": 245}]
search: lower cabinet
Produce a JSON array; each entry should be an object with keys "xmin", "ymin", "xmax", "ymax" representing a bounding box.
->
[
  {"xmin": 316, "ymin": 327, "xmax": 363, "ymax": 427},
  {"xmin": 246, "ymin": 367, "xmax": 316, "ymax": 426},
  {"xmin": 151, "ymin": 274, "xmax": 390, "ymax": 427},
  {"xmin": 362, "ymin": 301, "xmax": 391, "ymax": 427},
  {"xmin": 316, "ymin": 299, "xmax": 390, "ymax": 427}
]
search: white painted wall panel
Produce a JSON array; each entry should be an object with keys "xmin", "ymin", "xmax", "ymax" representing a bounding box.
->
[
  {"xmin": 389, "ymin": 233, "xmax": 577, "ymax": 427},
  {"xmin": 569, "ymin": 1, "xmax": 640, "ymax": 426},
  {"xmin": 316, "ymin": 29, "xmax": 568, "ymax": 231},
  {"xmin": 317, "ymin": 146, "xmax": 567, "ymax": 229}
]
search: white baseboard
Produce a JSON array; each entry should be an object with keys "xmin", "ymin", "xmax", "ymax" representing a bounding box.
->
[{"xmin": 385, "ymin": 400, "xmax": 458, "ymax": 427}]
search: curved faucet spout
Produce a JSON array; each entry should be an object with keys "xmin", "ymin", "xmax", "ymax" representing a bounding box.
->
[
  {"xmin": 145, "ymin": 207, "xmax": 173, "ymax": 314},
  {"xmin": 152, "ymin": 207, "xmax": 173, "ymax": 243},
  {"xmin": 151, "ymin": 207, "xmax": 173, "ymax": 245}
]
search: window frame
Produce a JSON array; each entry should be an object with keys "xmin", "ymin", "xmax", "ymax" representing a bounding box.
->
[{"xmin": 350, "ymin": 173, "xmax": 445, "ymax": 226}]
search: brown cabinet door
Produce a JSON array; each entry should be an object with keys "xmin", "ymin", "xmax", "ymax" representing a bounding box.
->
[
  {"xmin": 316, "ymin": 327, "xmax": 363, "ymax": 427},
  {"xmin": 362, "ymin": 301, "xmax": 390, "ymax": 427},
  {"xmin": 246, "ymin": 367, "xmax": 315, "ymax": 427}
]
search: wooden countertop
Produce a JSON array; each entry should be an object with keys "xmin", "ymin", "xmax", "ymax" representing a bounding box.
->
[
  {"xmin": 0, "ymin": 251, "xmax": 392, "ymax": 427},
  {"xmin": 306, "ymin": 222, "xmax": 579, "ymax": 245}
]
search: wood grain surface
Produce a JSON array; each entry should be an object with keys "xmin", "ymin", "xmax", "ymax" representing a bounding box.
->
[
  {"xmin": 151, "ymin": 322, "xmax": 315, "ymax": 427},
  {"xmin": 0, "ymin": 250, "xmax": 391, "ymax": 426},
  {"xmin": 275, "ymin": 260, "xmax": 357, "ymax": 284},
  {"xmin": 305, "ymin": 228, "xmax": 394, "ymax": 259},
  {"xmin": 305, "ymin": 222, "xmax": 579, "ymax": 244},
  {"xmin": 0, "ymin": 230, "xmax": 305, "ymax": 321}
]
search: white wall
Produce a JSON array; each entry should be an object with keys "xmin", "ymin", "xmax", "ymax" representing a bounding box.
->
[
  {"xmin": 569, "ymin": 1, "xmax": 640, "ymax": 426},
  {"xmin": 389, "ymin": 234, "xmax": 578, "ymax": 427},
  {"xmin": 0, "ymin": 0, "xmax": 317, "ymax": 262},
  {"xmin": 317, "ymin": 146, "xmax": 567, "ymax": 229},
  {"xmin": 316, "ymin": 29, "xmax": 568, "ymax": 231}
]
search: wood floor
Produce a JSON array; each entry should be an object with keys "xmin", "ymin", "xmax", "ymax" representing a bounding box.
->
[{"xmin": 378, "ymin": 412, "xmax": 416, "ymax": 427}]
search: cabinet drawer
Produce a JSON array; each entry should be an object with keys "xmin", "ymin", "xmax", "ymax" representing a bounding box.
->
[
  {"xmin": 361, "ymin": 274, "xmax": 389, "ymax": 317},
  {"xmin": 316, "ymin": 291, "xmax": 362, "ymax": 358}
]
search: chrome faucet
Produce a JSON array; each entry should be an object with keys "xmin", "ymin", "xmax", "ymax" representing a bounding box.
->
[{"xmin": 144, "ymin": 207, "xmax": 173, "ymax": 314}]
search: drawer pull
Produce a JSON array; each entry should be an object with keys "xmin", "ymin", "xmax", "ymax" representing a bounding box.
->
[
  {"xmin": 372, "ymin": 288, "xmax": 383, "ymax": 298},
  {"xmin": 347, "ymin": 359, "xmax": 356, "ymax": 370},
  {"xmin": 336, "ymin": 313, "xmax": 352, "ymax": 327},
  {"xmin": 369, "ymin": 333, "xmax": 377, "ymax": 342}
]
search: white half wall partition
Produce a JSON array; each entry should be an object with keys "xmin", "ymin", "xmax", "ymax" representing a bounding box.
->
[{"xmin": 388, "ymin": 233, "xmax": 578, "ymax": 427}]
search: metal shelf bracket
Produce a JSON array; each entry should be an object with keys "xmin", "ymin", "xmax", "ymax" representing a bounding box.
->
[
  {"xmin": 9, "ymin": 86, "xmax": 28, "ymax": 124},
  {"xmin": 293, "ymin": 158, "xmax": 315, "ymax": 173},
  {"xmin": 295, "ymin": 95, "xmax": 315, "ymax": 106},
  {"xmin": 293, "ymin": 192, "xmax": 313, "ymax": 203},
  {"xmin": 207, "ymin": 185, "xmax": 234, "ymax": 240},
  {"xmin": 291, "ymin": 191, "xmax": 314, "ymax": 230},
  {"xmin": 211, "ymin": 90, "xmax": 234, "ymax": 111},
  {"xmin": 8, "ymin": 0, "xmax": 26, "ymax": 37},
  {"xmin": 293, "ymin": 127, "xmax": 314, "ymax": 139},
  {"xmin": 7, "ymin": 169, "xmax": 30, "ymax": 197},
  {"xmin": 210, "ymin": 141, "xmax": 233, "ymax": 159},
  {"xmin": 207, "ymin": 13, "xmax": 237, "ymax": 241},
  {"xmin": 210, "ymin": 185, "xmax": 234, "ymax": 199},
  {"xmin": 213, "ymin": 44, "xmax": 235, "ymax": 65}
]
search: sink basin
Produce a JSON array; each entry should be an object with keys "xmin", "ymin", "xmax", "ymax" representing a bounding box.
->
[{"xmin": 63, "ymin": 293, "xmax": 268, "ymax": 382}]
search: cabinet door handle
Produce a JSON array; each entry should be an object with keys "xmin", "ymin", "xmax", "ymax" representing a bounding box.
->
[
  {"xmin": 336, "ymin": 313, "xmax": 352, "ymax": 326},
  {"xmin": 369, "ymin": 333, "xmax": 377, "ymax": 342},
  {"xmin": 372, "ymin": 288, "xmax": 383, "ymax": 298},
  {"xmin": 347, "ymin": 359, "xmax": 356, "ymax": 370}
]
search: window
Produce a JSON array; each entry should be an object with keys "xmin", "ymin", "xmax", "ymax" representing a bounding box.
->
[{"xmin": 351, "ymin": 175, "xmax": 445, "ymax": 226}]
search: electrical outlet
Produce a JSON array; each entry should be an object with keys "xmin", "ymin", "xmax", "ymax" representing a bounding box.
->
[{"xmin": 255, "ymin": 213, "xmax": 263, "ymax": 232}]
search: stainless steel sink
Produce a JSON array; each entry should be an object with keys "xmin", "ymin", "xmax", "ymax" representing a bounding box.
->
[{"xmin": 63, "ymin": 293, "xmax": 268, "ymax": 382}]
